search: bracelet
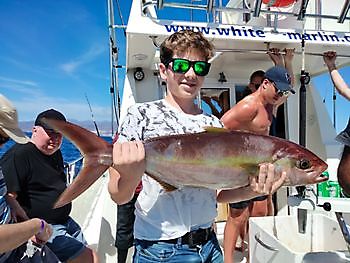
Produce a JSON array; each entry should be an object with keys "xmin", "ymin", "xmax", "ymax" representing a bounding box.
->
[{"xmin": 38, "ymin": 219, "xmax": 45, "ymax": 234}]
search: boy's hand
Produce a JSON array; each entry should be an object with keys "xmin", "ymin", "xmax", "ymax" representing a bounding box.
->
[{"xmin": 112, "ymin": 141, "xmax": 146, "ymax": 181}]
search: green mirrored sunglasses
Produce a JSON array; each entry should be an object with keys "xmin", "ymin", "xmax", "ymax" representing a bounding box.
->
[{"xmin": 166, "ymin": 58, "xmax": 211, "ymax": 76}]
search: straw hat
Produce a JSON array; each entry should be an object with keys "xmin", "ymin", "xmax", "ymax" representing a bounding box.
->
[{"xmin": 0, "ymin": 94, "xmax": 30, "ymax": 144}]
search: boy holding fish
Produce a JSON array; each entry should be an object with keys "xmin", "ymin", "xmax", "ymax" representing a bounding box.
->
[{"xmin": 108, "ymin": 30, "xmax": 288, "ymax": 262}]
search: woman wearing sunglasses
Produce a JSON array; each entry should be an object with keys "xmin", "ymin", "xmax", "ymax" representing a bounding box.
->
[{"xmin": 108, "ymin": 30, "xmax": 287, "ymax": 263}]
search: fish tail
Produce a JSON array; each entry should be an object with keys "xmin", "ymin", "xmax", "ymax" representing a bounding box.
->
[{"xmin": 42, "ymin": 118, "xmax": 112, "ymax": 208}]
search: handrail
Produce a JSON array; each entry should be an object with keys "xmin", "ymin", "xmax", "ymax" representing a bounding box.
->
[
  {"xmin": 64, "ymin": 156, "xmax": 84, "ymax": 185},
  {"xmin": 142, "ymin": 0, "xmax": 350, "ymax": 25}
]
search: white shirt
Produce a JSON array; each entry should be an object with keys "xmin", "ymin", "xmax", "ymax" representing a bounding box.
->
[{"xmin": 118, "ymin": 99, "xmax": 223, "ymax": 240}]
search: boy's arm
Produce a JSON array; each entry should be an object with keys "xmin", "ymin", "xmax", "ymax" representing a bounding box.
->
[
  {"xmin": 108, "ymin": 140, "xmax": 145, "ymax": 205},
  {"xmin": 217, "ymin": 163, "xmax": 286, "ymax": 203}
]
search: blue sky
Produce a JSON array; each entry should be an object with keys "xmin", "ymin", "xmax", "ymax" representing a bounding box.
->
[{"xmin": 0, "ymin": 1, "xmax": 348, "ymax": 132}]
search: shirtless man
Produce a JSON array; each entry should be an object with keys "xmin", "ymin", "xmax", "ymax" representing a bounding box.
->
[{"xmin": 220, "ymin": 65, "xmax": 295, "ymax": 262}]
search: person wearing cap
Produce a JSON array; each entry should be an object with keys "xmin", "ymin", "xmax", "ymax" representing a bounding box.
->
[
  {"xmin": 0, "ymin": 95, "xmax": 58, "ymax": 262},
  {"xmin": 219, "ymin": 64, "xmax": 294, "ymax": 263},
  {"xmin": 0, "ymin": 109, "xmax": 99, "ymax": 263}
]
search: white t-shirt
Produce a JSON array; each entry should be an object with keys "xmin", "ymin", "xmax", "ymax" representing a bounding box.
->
[{"xmin": 118, "ymin": 99, "xmax": 223, "ymax": 240}]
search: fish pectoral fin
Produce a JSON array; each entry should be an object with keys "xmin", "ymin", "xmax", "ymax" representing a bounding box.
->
[
  {"xmin": 203, "ymin": 127, "xmax": 230, "ymax": 133},
  {"xmin": 146, "ymin": 173, "xmax": 178, "ymax": 191}
]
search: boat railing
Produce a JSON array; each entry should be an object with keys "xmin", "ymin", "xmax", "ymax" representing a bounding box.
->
[
  {"xmin": 64, "ymin": 156, "xmax": 84, "ymax": 185},
  {"xmin": 140, "ymin": 0, "xmax": 350, "ymax": 31}
]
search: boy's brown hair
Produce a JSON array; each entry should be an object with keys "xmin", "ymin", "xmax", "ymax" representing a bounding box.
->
[{"xmin": 160, "ymin": 30, "xmax": 214, "ymax": 64}]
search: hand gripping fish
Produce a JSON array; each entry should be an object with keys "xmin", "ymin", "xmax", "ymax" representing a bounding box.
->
[{"xmin": 43, "ymin": 119, "xmax": 328, "ymax": 208}]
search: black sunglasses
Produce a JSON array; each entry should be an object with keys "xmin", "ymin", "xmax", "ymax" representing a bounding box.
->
[
  {"xmin": 267, "ymin": 79, "xmax": 289, "ymax": 97},
  {"xmin": 165, "ymin": 58, "xmax": 211, "ymax": 76},
  {"xmin": 0, "ymin": 134, "xmax": 10, "ymax": 145}
]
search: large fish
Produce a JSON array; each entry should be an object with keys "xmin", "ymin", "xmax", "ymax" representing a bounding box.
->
[{"xmin": 43, "ymin": 119, "xmax": 328, "ymax": 208}]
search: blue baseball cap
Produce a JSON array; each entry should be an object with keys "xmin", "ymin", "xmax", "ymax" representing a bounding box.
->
[{"xmin": 265, "ymin": 66, "xmax": 295, "ymax": 94}]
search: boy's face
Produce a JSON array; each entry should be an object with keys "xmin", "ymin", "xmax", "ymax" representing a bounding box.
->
[{"xmin": 159, "ymin": 49, "xmax": 206, "ymax": 100}]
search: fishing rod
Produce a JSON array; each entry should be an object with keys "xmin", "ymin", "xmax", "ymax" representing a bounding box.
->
[
  {"xmin": 85, "ymin": 93, "xmax": 100, "ymax": 137},
  {"xmin": 296, "ymin": 12, "xmax": 309, "ymax": 234}
]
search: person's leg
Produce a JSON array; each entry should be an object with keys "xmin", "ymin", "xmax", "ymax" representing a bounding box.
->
[
  {"xmin": 250, "ymin": 196, "xmax": 270, "ymax": 217},
  {"xmin": 68, "ymin": 247, "xmax": 99, "ymax": 263},
  {"xmin": 47, "ymin": 218, "xmax": 98, "ymax": 262},
  {"xmin": 223, "ymin": 202, "xmax": 250, "ymax": 263},
  {"xmin": 116, "ymin": 193, "xmax": 138, "ymax": 263}
]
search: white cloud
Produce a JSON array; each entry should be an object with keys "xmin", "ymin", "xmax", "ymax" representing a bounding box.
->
[
  {"xmin": 60, "ymin": 44, "xmax": 106, "ymax": 74},
  {"xmin": 0, "ymin": 75, "xmax": 38, "ymax": 87},
  {"xmin": 13, "ymin": 96, "xmax": 111, "ymax": 122}
]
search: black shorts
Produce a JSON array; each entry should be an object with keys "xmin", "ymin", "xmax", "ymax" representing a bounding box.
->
[
  {"xmin": 115, "ymin": 193, "xmax": 139, "ymax": 249},
  {"xmin": 229, "ymin": 195, "xmax": 268, "ymax": 209}
]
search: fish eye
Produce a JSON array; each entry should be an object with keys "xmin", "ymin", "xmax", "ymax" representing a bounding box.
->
[{"xmin": 297, "ymin": 159, "xmax": 311, "ymax": 170}]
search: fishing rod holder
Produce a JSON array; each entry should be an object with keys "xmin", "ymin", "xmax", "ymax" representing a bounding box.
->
[{"xmin": 300, "ymin": 70, "xmax": 310, "ymax": 86}]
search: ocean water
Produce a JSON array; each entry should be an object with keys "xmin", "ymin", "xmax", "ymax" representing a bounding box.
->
[{"xmin": 0, "ymin": 132, "xmax": 113, "ymax": 173}]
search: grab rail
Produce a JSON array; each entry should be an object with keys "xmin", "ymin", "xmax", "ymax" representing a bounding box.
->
[{"xmin": 64, "ymin": 156, "xmax": 84, "ymax": 185}]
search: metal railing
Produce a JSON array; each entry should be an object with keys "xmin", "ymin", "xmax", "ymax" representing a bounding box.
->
[{"xmin": 64, "ymin": 156, "xmax": 84, "ymax": 185}]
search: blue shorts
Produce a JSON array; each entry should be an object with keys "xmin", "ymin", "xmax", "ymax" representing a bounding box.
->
[
  {"xmin": 46, "ymin": 217, "xmax": 87, "ymax": 262},
  {"xmin": 229, "ymin": 195, "xmax": 268, "ymax": 209}
]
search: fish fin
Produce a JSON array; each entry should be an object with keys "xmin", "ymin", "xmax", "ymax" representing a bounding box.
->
[
  {"xmin": 145, "ymin": 172, "xmax": 178, "ymax": 191},
  {"xmin": 42, "ymin": 118, "xmax": 112, "ymax": 208},
  {"xmin": 42, "ymin": 118, "xmax": 111, "ymax": 154},
  {"xmin": 54, "ymin": 162, "xmax": 109, "ymax": 208},
  {"xmin": 203, "ymin": 127, "xmax": 230, "ymax": 133}
]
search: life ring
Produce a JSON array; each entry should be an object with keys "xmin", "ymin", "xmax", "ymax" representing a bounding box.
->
[{"xmin": 262, "ymin": 0, "xmax": 296, "ymax": 7}]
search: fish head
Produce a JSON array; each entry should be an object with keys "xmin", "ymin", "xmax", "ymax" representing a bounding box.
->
[{"xmin": 274, "ymin": 143, "xmax": 328, "ymax": 186}]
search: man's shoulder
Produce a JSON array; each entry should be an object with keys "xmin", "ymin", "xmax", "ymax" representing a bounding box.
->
[{"xmin": 3, "ymin": 143, "xmax": 35, "ymax": 159}]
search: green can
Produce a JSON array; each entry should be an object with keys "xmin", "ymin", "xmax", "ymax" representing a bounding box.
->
[
  {"xmin": 318, "ymin": 181, "xmax": 329, "ymax": 197},
  {"xmin": 328, "ymin": 181, "xmax": 341, "ymax": 198},
  {"xmin": 317, "ymin": 171, "xmax": 329, "ymax": 197}
]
